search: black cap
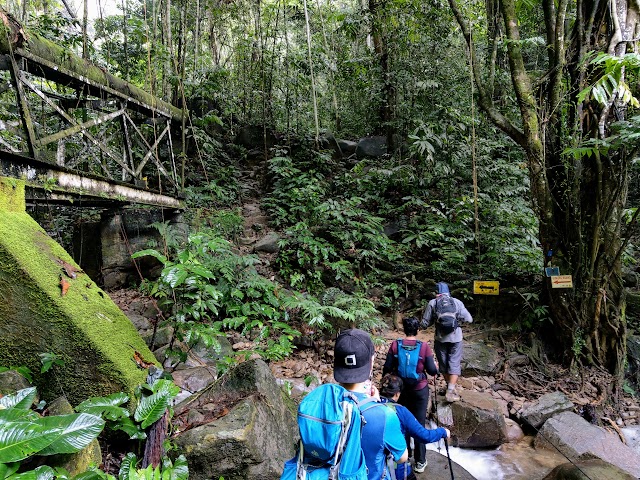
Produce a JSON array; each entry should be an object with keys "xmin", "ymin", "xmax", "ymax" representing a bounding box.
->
[{"xmin": 333, "ymin": 329, "xmax": 375, "ymax": 383}]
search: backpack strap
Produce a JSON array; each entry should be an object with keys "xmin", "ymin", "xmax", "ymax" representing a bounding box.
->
[{"xmin": 356, "ymin": 396, "xmax": 379, "ymax": 410}]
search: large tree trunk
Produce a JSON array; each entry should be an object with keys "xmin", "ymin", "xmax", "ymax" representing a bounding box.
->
[
  {"xmin": 368, "ymin": 0, "xmax": 396, "ymax": 151},
  {"xmin": 448, "ymin": 0, "xmax": 634, "ymax": 388}
]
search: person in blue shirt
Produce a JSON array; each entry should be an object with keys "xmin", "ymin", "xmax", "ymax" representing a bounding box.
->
[
  {"xmin": 333, "ymin": 329, "xmax": 408, "ymax": 480},
  {"xmin": 379, "ymin": 374, "xmax": 450, "ymax": 479}
]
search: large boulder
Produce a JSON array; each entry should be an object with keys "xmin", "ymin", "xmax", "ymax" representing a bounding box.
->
[
  {"xmin": 542, "ymin": 458, "xmax": 637, "ymax": 480},
  {"xmin": 462, "ymin": 341, "xmax": 504, "ymax": 377},
  {"xmin": 0, "ymin": 178, "xmax": 154, "ymax": 405},
  {"xmin": 440, "ymin": 390, "xmax": 508, "ymax": 448},
  {"xmin": 521, "ymin": 391, "xmax": 574, "ymax": 429},
  {"xmin": 0, "ymin": 369, "xmax": 32, "ymax": 396},
  {"xmin": 173, "ymin": 359, "xmax": 297, "ymax": 480},
  {"xmin": 356, "ymin": 136, "xmax": 387, "ymax": 158},
  {"xmin": 535, "ymin": 411, "xmax": 640, "ymax": 478}
]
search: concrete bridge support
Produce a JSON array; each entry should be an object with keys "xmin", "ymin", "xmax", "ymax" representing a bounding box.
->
[
  {"xmin": 98, "ymin": 210, "xmax": 187, "ymax": 289},
  {"xmin": 0, "ymin": 177, "xmax": 157, "ymax": 405}
]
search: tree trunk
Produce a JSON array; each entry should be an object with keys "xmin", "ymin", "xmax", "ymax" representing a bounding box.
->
[
  {"xmin": 368, "ymin": 0, "xmax": 395, "ymax": 151},
  {"xmin": 448, "ymin": 0, "xmax": 634, "ymax": 388}
]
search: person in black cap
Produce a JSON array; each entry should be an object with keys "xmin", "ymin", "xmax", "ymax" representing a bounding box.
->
[
  {"xmin": 421, "ymin": 282, "xmax": 472, "ymax": 402},
  {"xmin": 334, "ymin": 329, "xmax": 408, "ymax": 480}
]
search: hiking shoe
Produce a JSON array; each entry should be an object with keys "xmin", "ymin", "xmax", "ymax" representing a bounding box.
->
[
  {"xmin": 414, "ymin": 461, "xmax": 427, "ymax": 473},
  {"xmin": 445, "ymin": 391, "xmax": 460, "ymax": 402}
]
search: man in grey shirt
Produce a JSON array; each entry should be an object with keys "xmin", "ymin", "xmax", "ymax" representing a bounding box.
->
[{"xmin": 421, "ymin": 282, "xmax": 472, "ymax": 402}]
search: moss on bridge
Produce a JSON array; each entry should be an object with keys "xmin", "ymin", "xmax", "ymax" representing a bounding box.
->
[{"xmin": 0, "ymin": 177, "xmax": 157, "ymax": 405}]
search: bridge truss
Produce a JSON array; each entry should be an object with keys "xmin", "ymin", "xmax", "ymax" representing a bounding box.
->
[{"xmin": 0, "ymin": 11, "xmax": 184, "ymax": 209}]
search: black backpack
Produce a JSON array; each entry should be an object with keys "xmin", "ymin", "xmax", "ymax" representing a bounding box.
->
[{"xmin": 434, "ymin": 295, "xmax": 458, "ymax": 335}]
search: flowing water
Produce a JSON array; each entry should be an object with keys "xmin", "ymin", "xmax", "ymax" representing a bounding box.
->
[{"xmin": 426, "ymin": 436, "xmax": 569, "ymax": 480}]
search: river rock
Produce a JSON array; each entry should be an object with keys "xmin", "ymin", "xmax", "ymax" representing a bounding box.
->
[
  {"xmin": 142, "ymin": 326, "xmax": 175, "ymax": 350},
  {"xmin": 127, "ymin": 313, "xmax": 152, "ymax": 331},
  {"xmin": 534, "ymin": 411, "xmax": 640, "ymax": 478},
  {"xmin": 521, "ymin": 391, "xmax": 574, "ymax": 429},
  {"xmin": 448, "ymin": 390, "xmax": 508, "ymax": 448},
  {"xmin": 622, "ymin": 425, "xmax": 640, "ymax": 452},
  {"xmin": 337, "ymin": 139, "xmax": 357, "ymax": 156},
  {"xmin": 541, "ymin": 458, "xmax": 637, "ymax": 480},
  {"xmin": 253, "ymin": 233, "xmax": 280, "ymax": 253},
  {"xmin": 462, "ymin": 341, "xmax": 503, "ymax": 377},
  {"xmin": 190, "ymin": 335, "xmax": 234, "ymax": 365},
  {"xmin": 504, "ymin": 417, "xmax": 525, "ymax": 443},
  {"xmin": 171, "ymin": 366, "xmax": 217, "ymax": 394},
  {"xmin": 0, "ymin": 369, "xmax": 32, "ymax": 396},
  {"xmin": 173, "ymin": 359, "xmax": 297, "ymax": 480}
]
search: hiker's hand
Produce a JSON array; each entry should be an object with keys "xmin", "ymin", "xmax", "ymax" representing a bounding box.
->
[{"xmin": 444, "ymin": 428, "xmax": 450, "ymax": 439}]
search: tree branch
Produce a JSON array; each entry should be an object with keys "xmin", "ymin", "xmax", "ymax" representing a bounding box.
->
[{"xmin": 447, "ymin": 0, "xmax": 526, "ymax": 147}]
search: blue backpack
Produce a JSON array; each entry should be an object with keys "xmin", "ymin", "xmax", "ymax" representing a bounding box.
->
[
  {"xmin": 394, "ymin": 339, "xmax": 424, "ymax": 381},
  {"xmin": 280, "ymin": 383, "xmax": 368, "ymax": 480}
]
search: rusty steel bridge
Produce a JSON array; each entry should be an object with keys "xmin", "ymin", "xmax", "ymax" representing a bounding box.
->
[{"xmin": 0, "ymin": 10, "xmax": 185, "ymax": 209}]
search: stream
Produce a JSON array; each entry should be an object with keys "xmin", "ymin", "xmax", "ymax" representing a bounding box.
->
[{"xmin": 426, "ymin": 436, "xmax": 566, "ymax": 480}]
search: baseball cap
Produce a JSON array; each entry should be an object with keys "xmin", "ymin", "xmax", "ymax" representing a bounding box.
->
[
  {"xmin": 436, "ymin": 282, "xmax": 450, "ymax": 295},
  {"xmin": 333, "ymin": 329, "xmax": 375, "ymax": 383}
]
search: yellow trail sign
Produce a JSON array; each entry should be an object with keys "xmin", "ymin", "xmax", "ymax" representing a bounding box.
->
[
  {"xmin": 473, "ymin": 281, "xmax": 499, "ymax": 295},
  {"xmin": 551, "ymin": 275, "xmax": 573, "ymax": 288}
]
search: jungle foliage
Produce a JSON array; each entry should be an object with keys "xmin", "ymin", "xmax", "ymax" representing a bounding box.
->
[
  {"xmin": 1, "ymin": 0, "xmax": 639, "ymax": 392},
  {"xmin": 0, "ymin": 377, "xmax": 186, "ymax": 480}
]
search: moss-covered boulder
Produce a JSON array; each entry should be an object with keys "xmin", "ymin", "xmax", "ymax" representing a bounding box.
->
[
  {"xmin": 172, "ymin": 359, "xmax": 297, "ymax": 480},
  {"xmin": 0, "ymin": 178, "xmax": 155, "ymax": 406}
]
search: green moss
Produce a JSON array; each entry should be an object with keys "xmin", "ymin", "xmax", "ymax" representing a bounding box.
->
[
  {"xmin": 0, "ymin": 207, "xmax": 157, "ymax": 405},
  {"xmin": 0, "ymin": 178, "xmax": 25, "ymax": 213}
]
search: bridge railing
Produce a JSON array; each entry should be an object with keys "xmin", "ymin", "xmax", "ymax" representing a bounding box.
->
[{"xmin": 0, "ymin": 10, "xmax": 186, "ymax": 203}]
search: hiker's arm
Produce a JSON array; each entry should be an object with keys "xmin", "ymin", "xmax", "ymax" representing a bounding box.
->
[
  {"xmin": 396, "ymin": 404, "xmax": 447, "ymax": 444},
  {"xmin": 398, "ymin": 449, "xmax": 409, "ymax": 464},
  {"xmin": 384, "ymin": 410, "xmax": 408, "ymax": 463},
  {"xmin": 424, "ymin": 354, "xmax": 438, "ymax": 376},
  {"xmin": 420, "ymin": 301, "xmax": 433, "ymax": 329},
  {"xmin": 457, "ymin": 301, "xmax": 473, "ymax": 324},
  {"xmin": 382, "ymin": 344, "xmax": 395, "ymax": 376}
]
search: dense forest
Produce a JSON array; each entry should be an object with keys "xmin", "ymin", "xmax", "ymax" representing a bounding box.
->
[{"xmin": 1, "ymin": 0, "xmax": 640, "ymax": 474}]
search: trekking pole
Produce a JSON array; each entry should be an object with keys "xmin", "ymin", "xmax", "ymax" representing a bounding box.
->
[{"xmin": 434, "ymin": 374, "xmax": 455, "ymax": 480}]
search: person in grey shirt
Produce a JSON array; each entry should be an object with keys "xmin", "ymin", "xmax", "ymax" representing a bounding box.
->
[{"xmin": 421, "ymin": 282, "xmax": 472, "ymax": 402}]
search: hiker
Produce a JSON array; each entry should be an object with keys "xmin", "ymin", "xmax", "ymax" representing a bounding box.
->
[
  {"xmin": 334, "ymin": 329, "xmax": 409, "ymax": 480},
  {"xmin": 382, "ymin": 317, "xmax": 438, "ymax": 473},
  {"xmin": 379, "ymin": 374, "xmax": 450, "ymax": 480},
  {"xmin": 421, "ymin": 281, "xmax": 473, "ymax": 403}
]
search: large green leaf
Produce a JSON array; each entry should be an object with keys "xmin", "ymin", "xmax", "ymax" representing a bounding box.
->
[
  {"xmin": 160, "ymin": 456, "xmax": 188, "ymax": 480},
  {"xmin": 118, "ymin": 453, "xmax": 138, "ymax": 480},
  {"xmin": 149, "ymin": 380, "xmax": 179, "ymax": 398},
  {"xmin": 0, "ymin": 421, "xmax": 61, "ymax": 462},
  {"xmin": 133, "ymin": 393, "xmax": 169, "ymax": 430},
  {"xmin": 6, "ymin": 465, "xmax": 56, "ymax": 480},
  {"xmin": 0, "ymin": 462, "xmax": 21, "ymax": 479},
  {"xmin": 0, "ymin": 388, "xmax": 37, "ymax": 410},
  {"xmin": 0, "ymin": 409, "xmax": 39, "ymax": 424},
  {"xmin": 112, "ymin": 418, "xmax": 146, "ymax": 440},
  {"xmin": 73, "ymin": 467, "xmax": 115, "ymax": 480},
  {"xmin": 76, "ymin": 393, "xmax": 130, "ymax": 421},
  {"xmin": 37, "ymin": 414, "xmax": 105, "ymax": 455}
]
